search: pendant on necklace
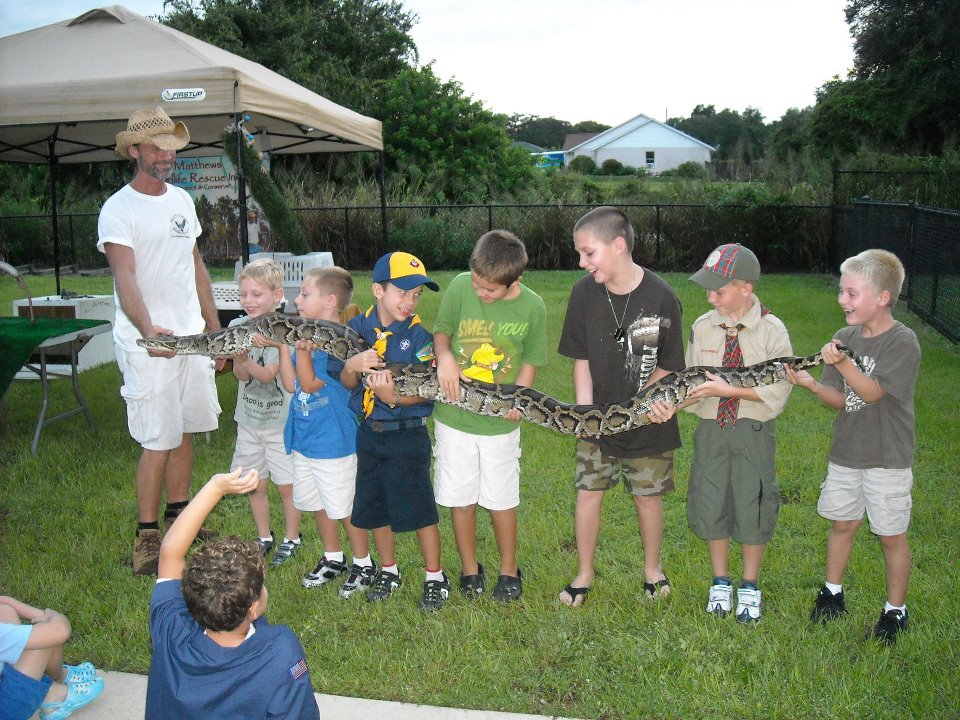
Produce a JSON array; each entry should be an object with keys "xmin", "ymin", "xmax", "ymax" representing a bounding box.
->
[{"xmin": 614, "ymin": 326, "xmax": 625, "ymax": 348}]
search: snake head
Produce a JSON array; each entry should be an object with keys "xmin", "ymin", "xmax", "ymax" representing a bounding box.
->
[{"xmin": 136, "ymin": 334, "xmax": 180, "ymax": 352}]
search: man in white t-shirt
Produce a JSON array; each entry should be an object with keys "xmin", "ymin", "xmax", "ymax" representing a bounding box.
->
[{"xmin": 97, "ymin": 107, "xmax": 223, "ymax": 576}]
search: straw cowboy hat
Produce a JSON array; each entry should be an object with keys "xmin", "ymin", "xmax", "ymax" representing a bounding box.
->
[{"xmin": 115, "ymin": 107, "xmax": 190, "ymax": 159}]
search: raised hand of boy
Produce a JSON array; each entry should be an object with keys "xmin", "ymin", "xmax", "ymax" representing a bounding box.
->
[{"xmin": 159, "ymin": 468, "xmax": 259, "ymax": 579}]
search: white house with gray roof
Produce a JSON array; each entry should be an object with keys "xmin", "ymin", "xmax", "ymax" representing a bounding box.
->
[{"xmin": 564, "ymin": 114, "xmax": 714, "ymax": 173}]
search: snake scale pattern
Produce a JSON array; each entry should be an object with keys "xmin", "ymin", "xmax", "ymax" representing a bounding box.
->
[{"xmin": 138, "ymin": 313, "xmax": 858, "ymax": 436}]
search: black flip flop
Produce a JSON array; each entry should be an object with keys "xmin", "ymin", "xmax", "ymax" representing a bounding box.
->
[{"xmin": 561, "ymin": 583, "xmax": 590, "ymax": 606}]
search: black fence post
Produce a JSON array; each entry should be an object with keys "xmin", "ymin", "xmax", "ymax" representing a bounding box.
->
[{"xmin": 655, "ymin": 204, "xmax": 662, "ymax": 266}]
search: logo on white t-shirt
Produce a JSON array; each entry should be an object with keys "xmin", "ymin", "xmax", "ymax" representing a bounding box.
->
[{"xmin": 170, "ymin": 214, "xmax": 191, "ymax": 239}]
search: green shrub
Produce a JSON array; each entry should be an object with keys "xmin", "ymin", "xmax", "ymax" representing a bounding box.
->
[
  {"xmin": 673, "ymin": 161, "xmax": 709, "ymax": 180},
  {"xmin": 600, "ymin": 159, "xmax": 624, "ymax": 175},
  {"xmin": 568, "ymin": 156, "xmax": 596, "ymax": 175}
]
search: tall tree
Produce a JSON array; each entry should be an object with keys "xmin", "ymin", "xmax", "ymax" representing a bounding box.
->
[
  {"xmin": 668, "ymin": 105, "xmax": 768, "ymax": 166},
  {"xmin": 812, "ymin": 0, "xmax": 960, "ymax": 154},
  {"xmin": 161, "ymin": 0, "xmax": 418, "ymax": 115},
  {"xmin": 377, "ymin": 66, "xmax": 532, "ymax": 202},
  {"xmin": 508, "ymin": 115, "xmax": 572, "ymax": 150},
  {"xmin": 767, "ymin": 107, "xmax": 813, "ymax": 161}
]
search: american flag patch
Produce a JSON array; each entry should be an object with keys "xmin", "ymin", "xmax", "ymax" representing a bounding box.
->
[{"xmin": 289, "ymin": 657, "xmax": 308, "ymax": 680}]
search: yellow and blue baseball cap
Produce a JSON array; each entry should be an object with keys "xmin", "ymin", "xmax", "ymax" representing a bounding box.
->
[{"xmin": 372, "ymin": 251, "xmax": 440, "ymax": 291}]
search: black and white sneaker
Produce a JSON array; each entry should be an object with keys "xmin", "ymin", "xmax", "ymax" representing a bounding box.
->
[
  {"xmin": 810, "ymin": 586, "xmax": 846, "ymax": 623},
  {"xmin": 255, "ymin": 534, "xmax": 275, "ymax": 558},
  {"xmin": 367, "ymin": 570, "xmax": 403, "ymax": 602},
  {"xmin": 871, "ymin": 607, "xmax": 909, "ymax": 644},
  {"xmin": 269, "ymin": 536, "xmax": 301, "ymax": 568},
  {"xmin": 339, "ymin": 561, "xmax": 379, "ymax": 598},
  {"xmin": 420, "ymin": 574, "xmax": 451, "ymax": 611},
  {"xmin": 301, "ymin": 556, "xmax": 348, "ymax": 588}
]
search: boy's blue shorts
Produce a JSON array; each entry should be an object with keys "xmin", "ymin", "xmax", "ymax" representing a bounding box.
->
[
  {"xmin": 0, "ymin": 666, "xmax": 52, "ymax": 720},
  {"xmin": 352, "ymin": 423, "xmax": 439, "ymax": 533}
]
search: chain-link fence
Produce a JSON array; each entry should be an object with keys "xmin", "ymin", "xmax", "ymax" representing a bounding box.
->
[
  {"xmin": 834, "ymin": 169, "xmax": 960, "ymax": 209},
  {"xmin": 1, "ymin": 203, "xmax": 833, "ymax": 275},
  {"xmin": 832, "ymin": 200, "xmax": 960, "ymax": 342}
]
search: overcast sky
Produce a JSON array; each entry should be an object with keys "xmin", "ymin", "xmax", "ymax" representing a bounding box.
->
[{"xmin": 1, "ymin": 0, "xmax": 855, "ymax": 125}]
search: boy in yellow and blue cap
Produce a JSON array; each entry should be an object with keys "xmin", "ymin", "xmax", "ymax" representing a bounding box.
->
[{"xmin": 340, "ymin": 252, "xmax": 449, "ymax": 611}]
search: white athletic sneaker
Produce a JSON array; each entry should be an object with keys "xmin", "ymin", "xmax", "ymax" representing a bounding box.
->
[
  {"xmin": 736, "ymin": 586, "xmax": 762, "ymax": 623},
  {"xmin": 706, "ymin": 583, "xmax": 733, "ymax": 617}
]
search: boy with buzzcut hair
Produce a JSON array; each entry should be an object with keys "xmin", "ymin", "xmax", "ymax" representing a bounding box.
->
[
  {"xmin": 147, "ymin": 468, "xmax": 320, "ymax": 719},
  {"xmin": 558, "ymin": 206, "xmax": 685, "ymax": 607},
  {"xmin": 230, "ymin": 257, "xmax": 300, "ymax": 568},
  {"xmin": 433, "ymin": 230, "xmax": 548, "ymax": 601},
  {"xmin": 787, "ymin": 249, "xmax": 920, "ymax": 644}
]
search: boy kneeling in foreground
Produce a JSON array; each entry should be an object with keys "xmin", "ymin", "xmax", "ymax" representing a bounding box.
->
[{"xmin": 146, "ymin": 468, "xmax": 321, "ymax": 719}]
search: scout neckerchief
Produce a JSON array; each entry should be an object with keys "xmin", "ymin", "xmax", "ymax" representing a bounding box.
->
[{"xmin": 360, "ymin": 306, "xmax": 423, "ymax": 418}]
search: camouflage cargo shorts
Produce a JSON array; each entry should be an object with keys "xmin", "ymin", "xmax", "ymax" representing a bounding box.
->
[{"xmin": 575, "ymin": 440, "xmax": 675, "ymax": 497}]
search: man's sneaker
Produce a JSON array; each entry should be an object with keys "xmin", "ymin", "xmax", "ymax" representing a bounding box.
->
[
  {"xmin": 492, "ymin": 569, "xmax": 523, "ymax": 603},
  {"xmin": 735, "ymin": 586, "xmax": 762, "ymax": 623},
  {"xmin": 367, "ymin": 570, "xmax": 403, "ymax": 603},
  {"xmin": 255, "ymin": 534, "xmax": 275, "ymax": 558},
  {"xmin": 269, "ymin": 537, "xmax": 301, "ymax": 568},
  {"xmin": 871, "ymin": 607, "xmax": 909, "ymax": 644},
  {"xmin": 706, "ymin": 583, "xmax": 733, "ymax": 617},
  {"xmin": 339, "ymin": 561, "xmax": 379, "ymax": 598},
  {"xmin": 420, "ymin": 573, "xmax": 451, "ymax": 611},
  {"xmin": 301, "ymin": 556, "xmax": 348, "ymax": 588},
  {"xmin": 132, "ymin": 529, "xmax": 161, "ymax": 576},
  {"xmin": 810, "ymin": 586, "xmax": 846, "ymax": 623},
  {"xmin": 163, "ymin": 516, "xmax": 218, "ymax": 541},
  {"xmin": 459, "ymin": 563, "xmax": 486, "ymax": 598}
]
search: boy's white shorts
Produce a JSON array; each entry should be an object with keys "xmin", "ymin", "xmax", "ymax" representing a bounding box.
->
[
  {"xmin": 117, "ymin": 350, "xmax": 220, "ymax": 452},
  {"xmin": 818, "ymin": 462, "xmax": 913, "ymax": 536},
  {"xmin": 432, "ymin": 421, "xmax": 520, "ymax": 511},
  {"xmin": 291, "ymin": 451, "xmax": 357, "ymax": 519},
  {"xmin": 230, "ymin": 424, "xmax": 294, "ymax": 485}
]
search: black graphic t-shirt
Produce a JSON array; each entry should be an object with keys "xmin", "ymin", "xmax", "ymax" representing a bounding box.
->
[{"xmin": 558, "ymin": 269, "xmax": 684, "ymax": 458}]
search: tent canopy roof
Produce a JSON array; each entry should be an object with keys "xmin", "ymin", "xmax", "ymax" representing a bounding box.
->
[{"xmin": 0, "ymin": 5, "xmax": 383, "ymax": 164}]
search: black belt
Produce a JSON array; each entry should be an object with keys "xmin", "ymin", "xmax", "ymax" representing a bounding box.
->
[{"xmin": 365, "ymin": 417, "xmax": 428, "ymax": 432}]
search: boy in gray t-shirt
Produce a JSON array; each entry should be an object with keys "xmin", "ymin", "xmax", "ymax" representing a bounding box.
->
[{"xmin": 787, "ymin": 249, "xmax": 920, "ymax": 644}]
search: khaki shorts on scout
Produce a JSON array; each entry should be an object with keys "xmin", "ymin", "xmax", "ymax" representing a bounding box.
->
[
  {"xmin": 687, "ymin": 418, "xmax": 779, "ymax": 545},
  {"xmin": 575, "ymin": 440, "xmax": 675, "ymax": 496},
  {"xmin": 818, "ymin": 462, "xmax": 913, "ymax": 536}
]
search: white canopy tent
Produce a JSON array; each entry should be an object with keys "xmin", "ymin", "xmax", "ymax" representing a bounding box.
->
[{"xmin": 0, "ymin": 5, "xmax": 385, "ymax": 291}]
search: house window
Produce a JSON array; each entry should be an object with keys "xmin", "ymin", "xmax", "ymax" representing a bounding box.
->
[{"xmin": 645, "ymin": 151, "xmax": 655, "ymax": 166}]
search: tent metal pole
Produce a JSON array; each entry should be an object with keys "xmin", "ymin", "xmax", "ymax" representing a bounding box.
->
[
  {"xmin": 48, "ymin": 131, "xmax": 62, "ymax": 296},
  {"xmin": 237, "ymin": 121, "xmax": 249, "ymax": 266},
  {"xmin": 234, "ymin": 81, "xmax": 250, "ymax": 267}
]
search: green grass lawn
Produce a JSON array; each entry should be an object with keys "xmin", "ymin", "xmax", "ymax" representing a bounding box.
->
[{"xmin": 1, "ymin": 269, "xmax": 958, "ymax": 719}]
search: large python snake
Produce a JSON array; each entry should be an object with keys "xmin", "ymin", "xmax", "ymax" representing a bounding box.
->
[{"xmin": 138, "ymin": 313, "xmax": 859, "ymax": 436}]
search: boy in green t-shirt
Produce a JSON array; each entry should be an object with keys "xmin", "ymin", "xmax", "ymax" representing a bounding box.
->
[{"xmin": 433, "ymin": 230, "xmax": 548, "ymax": 601}]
